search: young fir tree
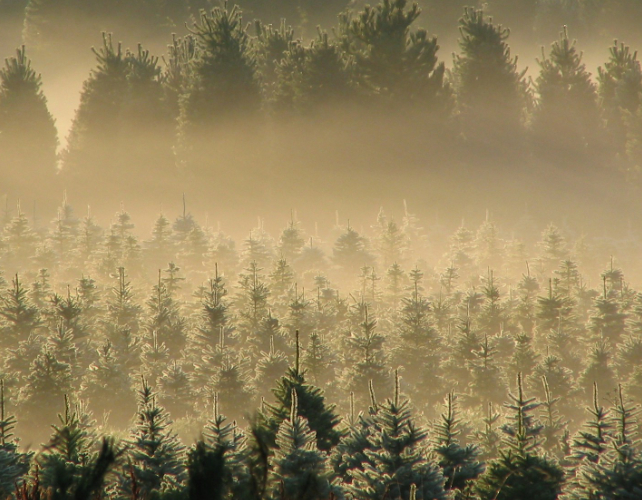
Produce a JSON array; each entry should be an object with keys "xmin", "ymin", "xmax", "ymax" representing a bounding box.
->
[
  {"xmin": 452, "ymin": 8, "xmax": 528, "ymax": 157},
  {"xmin": 341, "ymin": 304, "xmax": 390, "ymax": 405},
  {"xmin": 332, "ymin": 224, "xmax": 375, "ymax": 273},
  {"xmin": 145, "ymin": 214, "xmax": 176, "ymax": 271},
  {"xmin": 119, "ymin": 378, "xmax": 186, "ymax": 498},
  {"xmin": 566, "ymin": 386, "xmax": 642, "ymax": 500},
  {"xmin": 531, "ymin": 27, "xmax": 603, "ymax": 168},
  {"xmin": 0, "ymin": 45, "xmax": 58, "ymax": 196},
  {"xmin": 465, "ymin": 335, "xmax": 507, "ymax": 408},
  {"xmin": 197, "ymin": 395, "xmax": 253, "ymax": 499},
  {"xmin": 475, "ymin": 376, "xmax": 564, "ymax": 500},
  {"xmin": 579, "ymin": 342, "xmax": 617, "ymax": 402},
  {"xmin": 589, "ymin": 277, "xmax": 628, "ymax": 345},
  {"xmin": 347, "ymin": 373, "xmax": 447, "ymax": 500},
  {"xmin": 261, "ymin": 333, "xmax": 342, "ymax": 453},
  {"xmin": 254, "ymin": 336, "xmax": 291, "ymax": 395},
  {"xmin": 38, "ymin": 396, "xmax": 93, "ymax": 493},
  {"xmin": 0, "ymin": 273, "xmax": 43, "ymax": 348},
  {"xmin": 145, "ymin": 270, "xmax": 187, "ymax": 356},
  {"xmin": 269, "ymin": 389, "xmax": 335, "ymax": 500},
  {"xmin": 80, "ymin": 341, "xmax": 136, "ymax": 427},
  {"xmin": 536, "ymin": 224, "xmax": 567, "ymax": 277},
  {"xmin": 158, "ymin": 360, "xmax": 194, "ymax": 419},
  {"xmin": 236, "ymin": 261, "xmax": 270, "ymax": 342},
  {"xmin": 569, "ymin": 383, "xmax": 613, "ymax": 465},
  {"xmin": 392, "ymin": 274, "xmax": 443, "ymax": 403},
  {"xmin": 432, "ymin": 393, "xmax": 484, "ymax": 494},
  {"xmin": 2, "ymin": 207, "xmax": 39, "ymax": 270},
  {"xmin": 0, "ymin": 380, "xmax": 31, "ymax": 498},
  {"xmin": 18, "ymin": 346, "xmax": 73, "ymax": 442}
]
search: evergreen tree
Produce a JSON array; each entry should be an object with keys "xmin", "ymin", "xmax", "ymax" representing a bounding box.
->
[
  {"xmin": 579, "ymin": 342, "xmax": 617, "ymax": 401},
  {"xmin": 145, "ymin": 270, "xmax": 187, "ymax": 356},
  {"xmin": 348, "ymin": 374, "xmax": 447, "ymax": 500},
  {"xmin": 598, "ymin": 41, "xmax": 642, "ymax": 162},
  {"xmin": 453, "ymin": 8, "xmax": 528, "ymax": 156},
  {"xmin": 80, "ymin": 341, "xmax": 136, "ymax": 427},
  {"xmin": 61, "ymin": 34, "xmax": 129, "ymax": 185},
  {"xmin": 2, "ymin": 206, "xmax": 39, "ymax": 270},
  {"xmin": 18, "ymin": 347, "xmax": 73, "ymax": 441},
  {"xmin": 570, "ymin": 383, "xmax": 613, "ymax": 464},
  {"xmin": 275, "ymin": 30, "xmax": 354, "ymax": 114},
  {"xmin": 432, "ymin": 393, "xmax": 484, "ymax": 494},
  {"xmin": 0, "ymin": 45, "xmax": 58, "ymax": 197},
  {"xmin": 177, "ymin": 4, "xmax": 261, "ymax": 170},
  {"xmin": 0, "ymin": 380, "xmax": 30, "ymax": 498},
  {"xmin": 0, "ymin": 274, "xmax": 43, "ymax": 348},
  {"xmin": 120, "ymin": 378, "xmax": 186, "ymax": 498},
  {"xmin": 198, "ymin": 395, "xmax": 253, "ymax": 499},
  {"xmin": 269, "ymin": 389, "xmax": 334, "ymax": 500},
  {"xmin": 332, "ymin": 224, "xmax": 374, "ymax": 274},
  {"xmin": 392, "ymin": 276, "xmax": 443, "ymax": 402},
  {"xmin": 345, "ymin": 0, "xmax": 449, "ymax": 111},
  {"xmin": 262, "ymin": 334, "xmax": 342, "ymax": 452},
  {"xmin": 465, "ymin": 335, "xmax": 507, "ymax": 408},
  {"xmin": 341, "ymin": 304, "xmax": 390, "ymax": 404},
  {"xmin": 475, "ymin": 375, "xmax": 564, "ymax": 500},
  {"xmin": 532, "ymin": 27, "xmax": 603, "ymax": 167}
]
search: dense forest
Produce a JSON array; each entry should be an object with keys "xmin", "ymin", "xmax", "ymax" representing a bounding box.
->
[{"xmin": 0, "ymin": 200, "xmax": 642, "ymax": 498}]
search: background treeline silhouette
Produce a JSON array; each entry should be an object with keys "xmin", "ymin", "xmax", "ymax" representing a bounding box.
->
[
  {"xmin": 3, "ymin": 200, "xmax": 642, "ymax": 497},
  {"xmin": 3, "ymin": 0, "xmax": 642, "ymax": 224}
]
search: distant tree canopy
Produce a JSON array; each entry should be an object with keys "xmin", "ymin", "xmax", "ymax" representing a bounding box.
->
[
  {"xmin": 5, "ymin": 0, "xmax": 642, "ymax": 202},
  {"xmin": 0, "ymin": 45, "xmax": 57, "ymax": 195}
]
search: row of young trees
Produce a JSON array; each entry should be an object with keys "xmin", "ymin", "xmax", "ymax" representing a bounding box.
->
[
  {"xmin": 3, "ymin": 0, "xmax": 642, "ymax": 199},
  {"xmin": 2, "ymin": 200, "xmax": 642, "ymax": 497}
]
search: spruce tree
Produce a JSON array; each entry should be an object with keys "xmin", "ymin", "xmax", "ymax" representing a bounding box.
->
[
  {"xmin": 262, "ymin": 334, "xmax": 342, "ymax": 453},
  {"xmin": 432, "ymin": 393, "xmax": 484, "ymax": 494},
  {"xmin": 120, "ymin": 378, "xmax": 186, "ymax": 498},
  {"xmin": 347, "ymin": 374, "xmax": 447, "ymax": 500},
  {"xmin": 475, "ymin": 375, "xmax": 564, "ymax": 500},
  {"xmin": 269, "ymin": 390, "xmax": 334, "ymax": 500},
  {"xmin": 0, "ymin": 45, "xmax": 58, "ymax": 197},
  {"xmin": 0, "ymin": 273, "xmax": 43, "ymax": 348},
  {"xmin": 341, "ymin": 304, "xmax": 390, "ymax": 405},
  {"xmin": 332, "ymin": 224, "xmax": 374, "ymax": 275},
  {"xmin": 0, "ymin": 380, "xmax": 30, "ymax": 498}
]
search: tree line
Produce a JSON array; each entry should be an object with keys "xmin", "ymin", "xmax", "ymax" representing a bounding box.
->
[
  {"xmin": 2, "ymin": 0, "xmax": 642, "ymax": 202},
  {"xmin": 1, "ymin": 199, "xmax": 642, "ymax": 498}
]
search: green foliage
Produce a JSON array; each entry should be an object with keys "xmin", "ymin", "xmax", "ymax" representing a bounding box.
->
[{"xmin": 121, "ymin": 378, "xmax": 186, "ymax": 498}]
